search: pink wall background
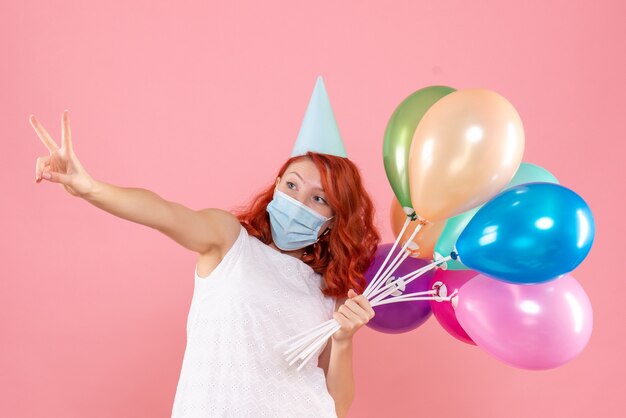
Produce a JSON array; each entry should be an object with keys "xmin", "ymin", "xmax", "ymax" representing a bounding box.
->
[{"xmin": 3, "ymin": 0, "xmax": 624, "ymax": 417}]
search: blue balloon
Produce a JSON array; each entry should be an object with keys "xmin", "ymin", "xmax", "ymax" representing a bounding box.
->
[{"xmin": 455, "ymin": 182, "xmax": 595, "ymax": 284}]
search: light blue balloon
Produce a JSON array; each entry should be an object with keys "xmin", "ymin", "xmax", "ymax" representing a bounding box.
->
[
  {"xmin": 455, "ymin": 182, "xmax": 595, "ymax": 284},
  {"xmin": 435, "ymin": 163, "xmax": 559, "ymax": 270}
]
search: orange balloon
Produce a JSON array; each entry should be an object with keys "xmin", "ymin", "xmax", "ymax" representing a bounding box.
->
[
  {"xmin": 390, "ymin": 197, "xmax": 446, "ymax": 260},
  {"xmin": 408, "ymin": 89, "xmax": 525, "ymax": 221}
]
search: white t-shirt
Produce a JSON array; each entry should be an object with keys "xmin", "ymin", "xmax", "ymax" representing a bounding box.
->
[{"xmin": 171, "ymin": 224, "xmax": 338, "ymax": 417}]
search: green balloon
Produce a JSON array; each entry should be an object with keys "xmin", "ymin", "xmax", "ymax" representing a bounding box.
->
[
  {"xmin": 435, "ymin": 163, "xmax": 560, "ymax": 270},
  {"xmin": 383, "ymin": 85, "xmax": 456, "ymax": 212}
]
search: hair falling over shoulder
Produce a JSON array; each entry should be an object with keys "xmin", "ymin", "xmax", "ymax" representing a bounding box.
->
[{"xmin": 233, "ymin": 152, "xmax": 381, "ymax": 298}]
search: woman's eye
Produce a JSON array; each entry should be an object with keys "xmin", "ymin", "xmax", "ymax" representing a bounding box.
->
[
  {"xmin": 286, "ymin": 182, "xmax": 296, "ymax": 190},
  {"xmin": 314, "ymin": 196, "xmax": 328, "ymax": 205}
]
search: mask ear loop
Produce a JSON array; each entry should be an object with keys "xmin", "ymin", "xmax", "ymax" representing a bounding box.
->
[
  {"xmin": 320, "ymin": 225, "xmax": 332, "ymax": 254},
  {"xmin": 304, "ymin": 225, "xmax": 331, "ymax": 256}
]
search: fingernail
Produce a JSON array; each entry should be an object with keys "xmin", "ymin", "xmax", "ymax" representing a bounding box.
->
[{"xmin": 43, "ymin": 172, "xmax": 51, "ymax": 179}]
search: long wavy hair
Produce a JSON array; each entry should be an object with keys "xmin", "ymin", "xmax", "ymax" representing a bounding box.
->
[{"xmin": 233, "ymin": 152, "xmax": 381, "ymax": 298}]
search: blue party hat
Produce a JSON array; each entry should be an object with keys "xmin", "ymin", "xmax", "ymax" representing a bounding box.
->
[{"xmin": 291, "ymin": 76, "xmax": 348, "ymax": 158}]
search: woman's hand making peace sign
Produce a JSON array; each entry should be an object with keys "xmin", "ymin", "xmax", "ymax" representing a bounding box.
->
[{"xmin": 30, "ymin": 110, "xmax": 95, "ymax": 197}]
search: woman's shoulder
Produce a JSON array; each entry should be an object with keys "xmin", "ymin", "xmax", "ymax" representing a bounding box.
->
[
  {"xmin": 195, "ymin": 215, "xmax": 246, "ymax": 278},
  {"xmin": 195, "ymin": 208, "xmax": 242, "ymax": 253}
]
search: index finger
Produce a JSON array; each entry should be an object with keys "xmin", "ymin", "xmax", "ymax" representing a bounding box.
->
[
  {"xmin": 29, "ymin": 114, "xmax": 60, "ymax": 153},
  {"xmin": 61, "ymin": 109, "xmax": 73, "ymax": 152},
  {"xmin": 351, "ymin": 295, "xmax": 375, "ymax": 316}
]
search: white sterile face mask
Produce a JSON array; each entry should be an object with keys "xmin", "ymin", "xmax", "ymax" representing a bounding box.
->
[{"xmin": 266, "ymin": 188, "xmax": 333, "ymax": 251}]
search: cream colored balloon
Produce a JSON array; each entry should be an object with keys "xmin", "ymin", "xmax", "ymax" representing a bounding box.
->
[{"xmin": 408, "ymin": 89, "xmax": 525, "ymax": 221}]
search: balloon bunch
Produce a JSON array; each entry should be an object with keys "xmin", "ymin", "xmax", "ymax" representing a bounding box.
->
[{"xmin": 275, "ymin": 86, "xmax": 595, "ymax": 371}]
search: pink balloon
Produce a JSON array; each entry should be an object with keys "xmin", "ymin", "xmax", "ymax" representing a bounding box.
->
[
  {"xmin": 456, "ymin": 273, "xmax": 593, "ymax": 370},
  {"xmin": 428, "ymin": 269, "xmax": 476, "ymax": 345}
]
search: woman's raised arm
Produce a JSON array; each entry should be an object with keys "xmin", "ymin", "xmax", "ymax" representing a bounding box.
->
[
  {"xmin": 83, "ymin": 181, "xmax": 240, "ymax": 254},
  {"xmin": 30, "ymin": 110, "xmax": 240, "ymax": 255}
]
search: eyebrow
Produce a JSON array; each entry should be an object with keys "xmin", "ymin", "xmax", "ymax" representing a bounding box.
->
[{"xmin": 287, "ymin": 171, "xmax": 325, "ymax": 192}]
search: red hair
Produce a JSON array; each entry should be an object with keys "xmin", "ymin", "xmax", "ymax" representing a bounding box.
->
[{"xmin": 233, "ymin": 152, "xmax": 381, "ymax": 298}]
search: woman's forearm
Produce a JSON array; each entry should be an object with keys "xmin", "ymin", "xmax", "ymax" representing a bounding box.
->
[
  {"xmin": 81, "ymin": 180, "xmax": 172, "ymax": 231},
  {"xmin": 326, "ymin": 338, "xmax": 355, "ymax": 418}
]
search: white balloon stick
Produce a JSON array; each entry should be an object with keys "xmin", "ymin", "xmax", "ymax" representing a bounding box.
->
[
  {"xmin": 363, "ymin": 216, "xmax": 412, "ymax": 298},
  {"xmin": 364, "ymin": 222, "xmax": 422, "ymax": 299}
]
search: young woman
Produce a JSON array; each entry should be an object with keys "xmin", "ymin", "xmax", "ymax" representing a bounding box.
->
[{"xmin": 30, "ymin": 110, "xmax": 381, "ymax": 418}]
